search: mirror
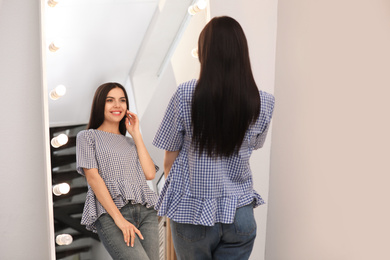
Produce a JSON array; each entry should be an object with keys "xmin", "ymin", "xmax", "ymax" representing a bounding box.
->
[{"xmin": 44, "ymin": 0, "xmax": 204, "ymax": 259}]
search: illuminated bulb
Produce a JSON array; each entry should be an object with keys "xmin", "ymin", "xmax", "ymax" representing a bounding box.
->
[
  {"xmin": 49, "ymin": 42, "xmax": 59, "ymax": 52},
  {"xmin": 196, "ymin": 0, "xmax": 207, "ymax": 10},
  {"xmin": 48, "ymin": 39, "xmax": 63, "ymax": 52},
  {"xmin": 48, "ymin": 0, "xmax": 58, "ymax": 7},
  {"xmin": 188, "ymin": 5, "xmax": 200, "ymax": 15},
  {"xmin": 50, "ymin": 85, "xmax": 66, "ymax": 100},
  {"xmin": 56, "ymin": 234, "xmax": 73, "ymax": 245},
  {"xmin": 51, "ymin": 133, "xmax": 68, "ymax": 148},
  {"xmin": 191, "ymin": 48, "xmax": 198, "ymax": 58},
  {"xmin": 53, "ymin": 183, "xmax": 70, "ymax": 196},
  {"xmin": 188, "ymin": 0, "xmax": 207, "ymax": 15}
]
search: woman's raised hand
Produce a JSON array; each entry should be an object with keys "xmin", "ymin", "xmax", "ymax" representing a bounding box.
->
[{"xmin": 125, "ymin": 110, "xmax": 140, "ymax": 137}]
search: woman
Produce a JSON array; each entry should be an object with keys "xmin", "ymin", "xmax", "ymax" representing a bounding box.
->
[
  {"xmin": 76, "ymin": 82, "xmax": 159, "ymax": 260},
  {"xmin": 153, "ymin": 16, "xmax": 275, "ymax": 260}
]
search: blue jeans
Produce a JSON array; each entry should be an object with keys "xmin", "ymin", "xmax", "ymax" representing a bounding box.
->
[
  {"xmin": 95, "ymin": 203, "xmax": 159, "ymax": 260},
  {"xmin": 171, "ymin": 203, "xmax": 257, "ymax": 260}
]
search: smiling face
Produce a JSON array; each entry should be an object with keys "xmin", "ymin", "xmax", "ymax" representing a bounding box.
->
[{"xmin": 103, "ymin": 87, "xmax": 127, "ymax": 124}]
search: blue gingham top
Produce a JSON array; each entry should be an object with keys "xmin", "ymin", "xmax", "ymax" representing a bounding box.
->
[
  {"xmin": 153, "ymin": 79, "xmax": 275, "ymax": 226},
  {"xmin": 76, "ymin": 129, "xmax": 159, "ymax": 232}
]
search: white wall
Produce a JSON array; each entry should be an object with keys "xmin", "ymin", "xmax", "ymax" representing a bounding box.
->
[
  {"xmin": 0, "ymin": 0, "xmax": 54, "ymax": 259},
  {"xmin": 266, "ymin": 0, "xmax": 390, "ymax": 259},
  {"xmin": 140, "ymin": 9, "xmax": 207, "ymax": 187},
  {"xmin": 141, "ymin": 64, "xmax": 181, "ymax": 179}
]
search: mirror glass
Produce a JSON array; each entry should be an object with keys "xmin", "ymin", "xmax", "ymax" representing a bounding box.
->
[{"xmin": 44, "ymin": 0, "xmax": 197, "ymax": 259}]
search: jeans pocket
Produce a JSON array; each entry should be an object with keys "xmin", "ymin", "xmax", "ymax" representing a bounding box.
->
[
  {"xmin": 173, "ymin": 221, "xmax": 206, "ymax": 242},
  {"xmin": 234, "ymin": 204, "xmax": 257, "ymax": 235}
]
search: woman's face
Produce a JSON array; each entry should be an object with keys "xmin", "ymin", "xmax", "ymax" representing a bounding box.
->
[{"xmin": 103, "ymin": 87, "xmax": 127, "ymax": 124}]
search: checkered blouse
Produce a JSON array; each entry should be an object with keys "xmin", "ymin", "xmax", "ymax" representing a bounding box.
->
[
  {"xmin": 76, "ymin": 129, "xmax": 158, "ymax": 232},
  {"xmin": 153, "ymin": 79, "xmax": 275, "ymax": 226}
]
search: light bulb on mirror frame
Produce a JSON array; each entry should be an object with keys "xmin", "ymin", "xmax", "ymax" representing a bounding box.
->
[
  {"xmin": 49, "ymin": 42, "xmax": 59, "ymax": 52},
  {"xmin": 51, "ymin": 133, "xmax": 68, "ymax": 148},
  {"xmin": 47, "ymin": 0, "xmax": 58, "ymax": 8},
  {"xmin": 50, "ymin": 84, "xmax": 67, "ymax": 100},
  {"xmin": 48, "ymin": 38, "xmax": 63, "ymax": 52},
  {"xmin": 191, "ymin": 47, "xmax": 198, "ymax": 58},
  {"xmin": 53, "ymin": 183, "xmax": 70, "ymax": 196},
  {"xmin": 56, "ymin": 234, "xmax": 73, "ymax": 245},
  {"xmin": 188, "ymin": 0, "xmax": 207, "ymax": 15}
]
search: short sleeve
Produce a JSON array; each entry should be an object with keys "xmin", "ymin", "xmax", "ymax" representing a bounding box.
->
[
  {"xmin": 153, "ymin": 88, "xmax": 185, "ymax": 151},
  {"xmin": 76, "ymin": 130, "xmax": 98, "ymax": 176},
  {"xmin": 250, "ymin": 91, "xmax": 275, "ymax": 150}
]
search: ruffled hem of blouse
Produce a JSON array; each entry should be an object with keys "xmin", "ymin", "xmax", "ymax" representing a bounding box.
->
[
  {"xmin": 81, "ymin": 180, "xmax": 158, "ymax": 232},
  {"xmin": 155, "ymin": 180, "xmax": 265, "ymax": 226}
]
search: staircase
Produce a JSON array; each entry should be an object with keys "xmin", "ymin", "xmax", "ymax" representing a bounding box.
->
[{"xmin": 50, "ymin": 124, "xmax": 99, "ymax": 259}]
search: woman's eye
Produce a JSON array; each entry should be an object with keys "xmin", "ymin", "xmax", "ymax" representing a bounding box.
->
[
  {"xmin": 120, "ymin": 99, "xmax": 126, "ymax": 103},
  {"xmin": 106, "ymin": 99, "xmax": 113, "ymax": 102}
]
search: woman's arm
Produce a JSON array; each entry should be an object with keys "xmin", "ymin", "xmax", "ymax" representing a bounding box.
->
[
  {"xmin": 83, "ymin": 168, "xmax": 143, "ymax": 247},
  {"xmin": 164, "ymin": 150, "xmax": 180, "ymax": 178},
  {"xmin": 125, "ymin": 111, "xmax": 156, "ymax": 180}
]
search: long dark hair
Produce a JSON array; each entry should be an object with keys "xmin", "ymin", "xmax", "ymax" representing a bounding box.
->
[
  {"xmin": 191, "ymin": 16, "xmax": 260, "ymax": 157},
  {"xmin": 87, "ymin": 82, "xmax": 129, "ymax": 136}
]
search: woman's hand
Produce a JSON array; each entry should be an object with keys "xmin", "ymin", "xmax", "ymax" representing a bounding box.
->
[
  {"xmin": 125, "ymin": 110, "xmax": 156, "ymax": 179},
  {"xmin": 114, "ymin": 216, "xmax": 144, "ymax": 247},
  {"xmin": 125, "ymin": 110, "xmax": 140, "ymax": 137},
  {"xmin": 84, "ymin": 168, "xmax": 144, "ymax": 246}
]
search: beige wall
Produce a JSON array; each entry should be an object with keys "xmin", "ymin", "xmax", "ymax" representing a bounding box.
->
[
  {"xmin": 266, "ymin": 0, "xmax": 390, "ymax": 259},
  {"xmin": 0, "ymin": 0, "xmax": 54, "ymax": 259}
]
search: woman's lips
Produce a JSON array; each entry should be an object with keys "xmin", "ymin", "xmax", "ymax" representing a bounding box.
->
[{"xmin": 111, "ymin": 111, "xmax": 122, "ymax": 115}]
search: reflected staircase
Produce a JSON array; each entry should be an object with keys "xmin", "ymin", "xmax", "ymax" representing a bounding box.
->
[{"xmin": 50, "ymin": 124, "xmax": 99, "ymax": 259}]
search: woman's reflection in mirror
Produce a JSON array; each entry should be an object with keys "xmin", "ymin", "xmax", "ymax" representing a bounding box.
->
[{"xmin": 76, "ymin": 82, "xmax": 159, "ymax": 260}]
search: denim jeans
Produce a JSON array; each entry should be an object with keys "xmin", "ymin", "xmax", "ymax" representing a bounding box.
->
[
  {"xmin": 95, "ymin": 203, "xmax": 159, "ymax": 260},
  {"xmin": 171, "ymin": 203, "xmax": 257, "ymax": 260}
]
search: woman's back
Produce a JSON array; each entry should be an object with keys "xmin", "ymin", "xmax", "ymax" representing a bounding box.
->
[
  {"xmin": 153, "ymin": 16, "xmax": 275, "ymax": 260},
  {"xmin": 153, "ymin": 79, "xmax": 274, "ymax": 226}
]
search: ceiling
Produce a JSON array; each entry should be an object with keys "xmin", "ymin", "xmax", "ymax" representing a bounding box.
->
[{"xmin": 45, "ymin": 0, "xmax": 195, "ymax": 127}]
